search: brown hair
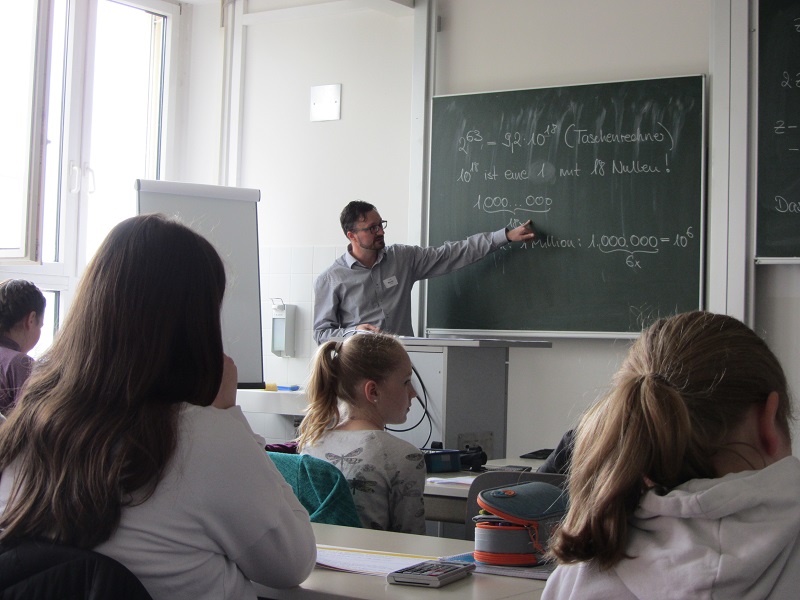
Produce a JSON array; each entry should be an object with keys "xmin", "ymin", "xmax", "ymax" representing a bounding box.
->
[
  {"xmin": 549, "ymin": 311, "xmax": 793, "ymax": 569},
  {"xmin": 296, "ymin": 333, "xmax": 405, "ymax": 451},
  {"xmin": 0, "ymin": 214, "xmax": 226, "ymax": 547},
  {"xmin": 0, "ymin": 279, "xmax": 46, "ymax": 333},
  {"xmin": 339, "ymin": 200, "xmax": 376, "ymax": 235}
]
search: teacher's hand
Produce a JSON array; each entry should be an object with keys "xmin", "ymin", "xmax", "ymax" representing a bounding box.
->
[
  {"xmin": 356, "ymin": 323, "xmax": 381, "ymax": 333},
  {"xmin": 506, "ymin": 220, "xmax": 537, "ymax": 242}
]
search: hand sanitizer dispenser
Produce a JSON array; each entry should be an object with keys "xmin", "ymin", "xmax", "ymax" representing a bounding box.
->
[{"xmin": 270, "ymin": 299, "xmax": 295, "ymax": 357}]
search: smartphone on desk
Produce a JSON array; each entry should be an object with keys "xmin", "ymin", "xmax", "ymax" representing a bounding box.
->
[{"xmin": 387, "ymin": 560, "xmax": 476, "ymax": 588}]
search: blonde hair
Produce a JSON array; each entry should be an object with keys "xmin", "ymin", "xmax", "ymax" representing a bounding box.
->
[
  {"xmin": 296, "ymin": 333, "xmax": 406, "ymax": 451},
  {"xmin": 549, "ymin": 311, "xmax": 793, "ymax": 569}
]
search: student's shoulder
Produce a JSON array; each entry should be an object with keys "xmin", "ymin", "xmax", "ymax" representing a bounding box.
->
[
  {"xmin": 180, "ymin": 404, "xmax": 251, "ymax": 440},
  {"xmin": 374, "ymin": 431, "xmax": 423, "ymax": 456},
  {"xmin": 11, "ymin": 353, "xmax": 34, "ymax": 368},
  {"xmin": 2, "ymin": 348, "xmax": 32, "ymax": 367}
]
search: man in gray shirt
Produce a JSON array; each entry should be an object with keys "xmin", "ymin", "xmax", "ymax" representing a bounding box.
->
[{"xmin": 313, "ymin": 201, "xmax": 535, "ymax": 344}]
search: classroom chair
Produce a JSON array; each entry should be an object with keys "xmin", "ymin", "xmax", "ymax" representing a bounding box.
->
[
  {"xmin": 268, "ymin": 452, "xmax": 362, "ymax": 528},
  {"xmin": 464, "ymin": 471, "xmax": 567, "ymax": 541},
  {"xmin": 0, "ymin": 539, "xmax": 152, "ymax": 599}
]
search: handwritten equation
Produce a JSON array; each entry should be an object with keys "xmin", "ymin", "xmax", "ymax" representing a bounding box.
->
[
  {"xmin": 498, "ymin": 223, "xmax": 697, "ymax": 270},
  {"xmin": 449, "ymin": 118, "xmax": 692, "ymax": 270},
  {"xmin": 456, "ymin": 122, "xmax": 675, "ymax": 184}
]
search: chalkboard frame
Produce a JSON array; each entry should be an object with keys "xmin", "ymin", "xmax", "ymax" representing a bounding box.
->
[
  {"xmin": 755, "ymin": 0, "xmax": 800, "ymax": 261},
  {"xmin": 424, "ymin": 75, "xmax": 707, "ymax": 339}
]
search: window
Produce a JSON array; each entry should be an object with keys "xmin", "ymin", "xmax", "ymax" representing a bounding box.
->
[
  {"xmin": 0, "ymin": 0, "xmax": 180, "ymax": 350},
  {"xmin": 0, "ymin": 0, "xmax": 48, "ymax": 263},
  {"xmin": 85, "ymin": 0, "xmax": 169, "ymax": 260}
]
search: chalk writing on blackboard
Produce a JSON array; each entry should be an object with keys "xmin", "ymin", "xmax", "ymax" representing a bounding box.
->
[
  {"xmin": 427, "ymin": 76, "xmax": 705, "ymax": 335},
  {"xmin": 757, "ymin": 0, "xmax": 800, "ymax": 258},
  {"xmin": 445, "ymin": 115, "xmax": 698, "ymax": 272}
]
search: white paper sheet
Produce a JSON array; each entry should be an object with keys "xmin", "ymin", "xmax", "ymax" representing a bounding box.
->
[{"xmin": 315, "ymin": 545, "xmax": 436, "ymax": 576}]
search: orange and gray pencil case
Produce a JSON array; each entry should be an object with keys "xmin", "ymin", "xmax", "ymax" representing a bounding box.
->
[{"xmin": 473, "ymin": 481, "xmax": 567, "ymax": 567}]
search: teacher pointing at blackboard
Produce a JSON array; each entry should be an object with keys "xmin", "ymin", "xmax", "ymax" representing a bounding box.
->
[{"xmin": 313, "ymin": 200, "xmax": 535, "ymax": 344}]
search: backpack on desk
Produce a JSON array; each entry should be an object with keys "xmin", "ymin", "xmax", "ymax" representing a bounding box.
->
[{"xmin": 473, "ymin": 481, "xmax": 567, "ymax": 567}]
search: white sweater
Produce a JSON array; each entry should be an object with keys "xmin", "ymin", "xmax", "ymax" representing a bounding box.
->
[
  {"xmin": 543, "ymin": 456, "xmax": 800, "ymax": 600},
  {"xmin": 1, "ymin": 405, "xmax": 316, "ymax": 600}
]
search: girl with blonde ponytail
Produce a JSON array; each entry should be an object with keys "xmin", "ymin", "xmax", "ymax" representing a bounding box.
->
[
  {"xmin": 297, "ymin": 333, "xmax": 426, "ymax": 533},
  {"xmin": 544, "ymin": 311, "xmax": 799, "ymax": 600}
]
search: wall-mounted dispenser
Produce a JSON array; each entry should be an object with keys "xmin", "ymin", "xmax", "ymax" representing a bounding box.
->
[{"xmin": 270, "ymin": 298, "xmax": 295, "ymax": 357}]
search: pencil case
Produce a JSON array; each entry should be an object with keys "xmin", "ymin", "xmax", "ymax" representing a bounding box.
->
[{"xmin": 473, "ymin": 481, "xmax": 567, "ymax": 566}]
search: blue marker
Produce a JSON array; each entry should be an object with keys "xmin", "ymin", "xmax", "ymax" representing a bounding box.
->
[{"xmin": 277, "ymin": 385, "xmax": 300, "ymax": 391}]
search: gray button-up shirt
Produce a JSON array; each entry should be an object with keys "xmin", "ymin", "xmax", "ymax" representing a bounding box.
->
[{"xmin": 312, "ymin": 228, "xmax": 509, "ymax": 343}]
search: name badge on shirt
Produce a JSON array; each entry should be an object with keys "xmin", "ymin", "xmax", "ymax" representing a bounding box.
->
[{"xmin": 383, "ymin": 276, "xmax": 399, "ymax": 288}]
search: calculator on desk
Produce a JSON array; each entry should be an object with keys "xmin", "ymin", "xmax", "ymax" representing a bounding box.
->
[{"xmin": 387, "ymin": 560, "xmax": 476, "ymax": 587}]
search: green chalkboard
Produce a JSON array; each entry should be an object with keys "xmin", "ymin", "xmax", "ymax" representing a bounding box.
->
[
  {"xmin": 427, "ymin": 76, "xmax": 705, "ymax": 336},
  {"xmin": 757, "ymin": 0, "xmax": 800, "ymax": 259}
]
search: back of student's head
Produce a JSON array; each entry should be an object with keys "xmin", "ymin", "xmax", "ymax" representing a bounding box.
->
[
  {"xmin": 0, "ymin": 279, "xmax": 46, "ymax": 333},
  {"xmin": 297, "ymin": 332, "xmax": 405, "ymax": 450},
  {"xmin": 0, "ymin": 213, "xmax": 226, "ymax": 548},
  {"xmin": 340, "ymin": 200, "xmax": 376, "ymax": 235},
  {"xmin": 550, "ymin": 310, "xmax": 793, "ymax": 569},
  {"xmin": 53, "ymin": 213, "xmax": 228, "ymax": 406}
]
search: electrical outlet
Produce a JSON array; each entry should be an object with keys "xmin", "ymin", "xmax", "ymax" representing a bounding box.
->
[{"xmin": 458, "ymin": 431, "xmax": 494, "ymax": 458}]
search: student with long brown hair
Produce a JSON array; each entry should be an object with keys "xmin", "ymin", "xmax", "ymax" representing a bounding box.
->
[
  {"xmin": 543, "ymin": 311, "xmax": 800, "ymax": 600},
  {"xmin": 0, "ymin": 214, "xmax": 315, "ymax": 600},
  {"xmin": 297, "ymin": 332, "xmax": 426, "ymax": 533}
]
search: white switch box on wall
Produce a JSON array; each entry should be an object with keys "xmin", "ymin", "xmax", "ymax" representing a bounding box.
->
[{"xmin": 310, "ymin": 84, "xmax": 341, "ymax": 121}]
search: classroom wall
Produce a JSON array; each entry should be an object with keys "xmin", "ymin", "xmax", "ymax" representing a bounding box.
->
[
  {"xmin": 175, "ymin": 0, "xmax": 800, "ymax": 455},
  {"xmin": 175, "ymin": 1, "xmax": 414, "ymax": 444}
]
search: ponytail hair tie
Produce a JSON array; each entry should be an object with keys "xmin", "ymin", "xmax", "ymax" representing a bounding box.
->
[{"xmin": 649, "ymin": 372, "xmax": 674, "ymax": 389}]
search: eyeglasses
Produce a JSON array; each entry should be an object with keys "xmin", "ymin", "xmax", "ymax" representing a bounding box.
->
[{"xmin": 351, "ymin": 220, "xmax": 387, "ymax": 235}]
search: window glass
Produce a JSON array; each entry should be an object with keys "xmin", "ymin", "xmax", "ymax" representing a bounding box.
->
[
  {"xmin": 0, "ymin": 0, "xmax": 175, "ymax": 342},
  {"xmin": 29, "ymin": 291, "xmax": 59, "ymax": 359},
  {"xmin": 0, "ymin": 1, "xmax": 39, "ymax": 255},
  {"xmin": 85, "ymin": 2, "xmax": 166, "ymax": 261}
]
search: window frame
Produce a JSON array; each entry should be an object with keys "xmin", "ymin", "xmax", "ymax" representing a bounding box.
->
[
  {"xmin": 0, "ymin": 0, "xmax": 52, "ymax": 264},
  {"xmin": 0, "ymin": 0, "xmax": 182, "ymax": 328}
]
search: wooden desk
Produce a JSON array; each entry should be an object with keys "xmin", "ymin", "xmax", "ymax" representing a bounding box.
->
[
  {"xmin": 424, "ymin": 458, "xmax": 545, "ymax": 524},
  {"xmin": 252, "ymin": 522, "xmax": 545, "ymax": 599}
]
